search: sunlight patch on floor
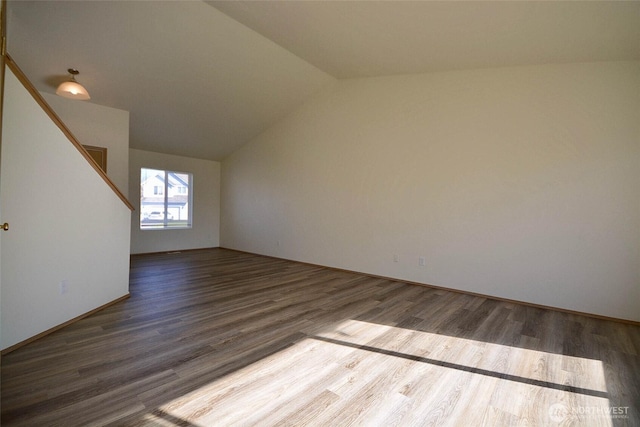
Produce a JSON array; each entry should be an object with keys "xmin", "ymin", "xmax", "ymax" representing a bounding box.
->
[
  {"xmin": 155, "ymin": 319, "xmax": 612, "ymax": 426},
  {"xmin": 318, "ymin": 319, "xmax": 608, "ymax": 394}
]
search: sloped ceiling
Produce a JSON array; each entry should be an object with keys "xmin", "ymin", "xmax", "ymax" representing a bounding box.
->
[
  {"xmin": 7, "ymin": 1, "xmax": 640, "ymax": 161},
  {"xmin": 6, "ymin": 1, "xmax": 334, "ymax": 160},
  {"xmin": 211, "ymin": 1, "xmax": 640, "ymax": 78}
]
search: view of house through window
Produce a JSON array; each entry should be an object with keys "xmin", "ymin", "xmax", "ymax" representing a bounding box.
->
[{"xmin": 140, "ymin": 168, "xmax": 193, "ymax": 229}]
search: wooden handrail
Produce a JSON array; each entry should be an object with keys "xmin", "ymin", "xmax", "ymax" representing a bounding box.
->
[
  {"xmin": 4, "ymin": 53, "xmax": 134, "ymax": 211},
  {"xmin": 1, "ymin": 0, "xmax": 7, "ymax": 150}
]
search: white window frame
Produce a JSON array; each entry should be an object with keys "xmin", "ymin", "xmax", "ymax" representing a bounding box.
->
[{"xmin": 140, "ymin": 168, "xmax": 193, "ymax": 230}]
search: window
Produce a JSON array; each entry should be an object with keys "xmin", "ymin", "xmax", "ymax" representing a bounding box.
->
[{"xmin": 140, "ymin": 168, "xmax": 193, "ymax": 230}]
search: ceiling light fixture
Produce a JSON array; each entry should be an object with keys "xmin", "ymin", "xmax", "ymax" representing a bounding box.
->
[{"xmin": 56, "ymin": 68, "xmax": 90, "ymax": 100}]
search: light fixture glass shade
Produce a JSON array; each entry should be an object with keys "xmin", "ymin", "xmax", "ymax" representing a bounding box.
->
[{"xmin": 56, "ymin": 79, "xmax": 90, "ymax": 100}]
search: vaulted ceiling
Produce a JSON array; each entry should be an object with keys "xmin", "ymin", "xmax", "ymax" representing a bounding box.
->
[{"xmin": 7, "ymin": 1, "xmax": 640, "ymax": 161}]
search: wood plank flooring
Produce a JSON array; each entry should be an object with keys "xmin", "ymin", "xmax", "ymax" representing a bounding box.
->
[{"xmin": 2, "ymin": 248, "xmax": 639, "ymax": 426}]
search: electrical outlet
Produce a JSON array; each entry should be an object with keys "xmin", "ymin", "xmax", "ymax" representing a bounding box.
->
[
  {"xmin": 393, "ymin": 254, "xmax": 399, "ymax": 262},
  {"xmin": 419, "ymin": 257, "xmax": 426, "ymax": 267},
  {"xmin": 59, "ymin": 280, "xmax": 69, "ymax": 295}
]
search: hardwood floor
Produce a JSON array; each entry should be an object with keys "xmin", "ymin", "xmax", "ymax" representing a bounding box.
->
[{"xmin": 2, "ymin": 248, "xmax": 639, "ymax": 426}]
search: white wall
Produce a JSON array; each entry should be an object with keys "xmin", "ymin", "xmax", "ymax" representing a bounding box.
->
[
  {"xmin": 221, "ymin": 61, "xmax": 640, "ymax": 322},
  {"xmin": 1, "ymin": 67, "xmax": 132, "ymax": 349},
  {"xmin": 129, "ymin": 149, "xmax": 220, "ymax": 254},
  {"xmin": 41, "ymin": 92, "xmax": 130, "ymax": 197}
]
